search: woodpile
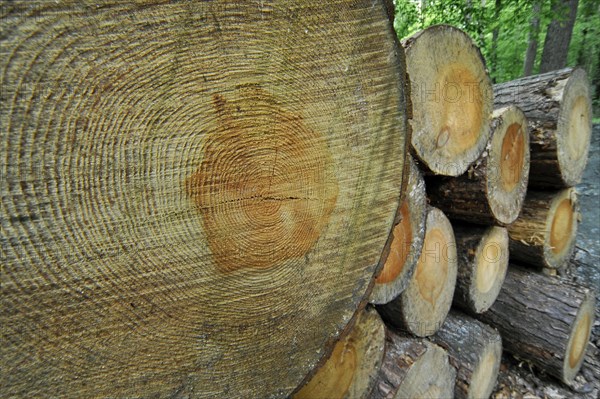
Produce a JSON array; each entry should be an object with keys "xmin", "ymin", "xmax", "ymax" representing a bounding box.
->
[{"xmin": 1, "ymin": 4, "xmax": 596, "ymax": 399}]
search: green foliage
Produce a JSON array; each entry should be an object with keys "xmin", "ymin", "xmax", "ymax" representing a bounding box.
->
[
  {"xmin": 568, "ymin": 0, "xmax": 600, "ymax": 113},
  {"xmin": 392, "ymin": 0, "xmax": 600, "ymax": 112}
]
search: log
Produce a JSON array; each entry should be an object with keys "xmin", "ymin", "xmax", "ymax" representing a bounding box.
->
[
  {"xmin": 508, "ymin": 188, "xmax": 578, "ymax": 270},
  {"xmin": 370, "ymin": 329, "xmax": 455, "ymax": 399},
  {"xmin": 403, "ymin": 25, "xmax": 493, "ymax": 177},
  {"xmin": 371, "ymin": 157, "xmax": 427, "ymax": 305},
  {"xmin": 292, "ymin": 307, "xmax": 386, "ymax": 399},
  {"xmin": 378, "ymin": 207, "xmax": 458, "ymax": 337},
  {"xmin": 0, "ymin": 2, "xmax": 409, "ymax": 398},
  {"xmin": 430, "ymin": 311, "xmax": 502, "ymax": 399},
  {"xmin": 477, "ymin": 266, "xmax": 596, "ymax": 384},
  {"xmin": 453, "ymin": 225, "xmax": 509, "ymax": 313},
  {"xmin": 427, "ymin": 106, "xmax": 530, "ymax": 225},
  {"xmin": 494, "ymin": 67, "xmax": 592, "ymax": 188}
]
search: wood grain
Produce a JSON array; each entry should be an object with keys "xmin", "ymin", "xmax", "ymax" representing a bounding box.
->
[
  {"xmin": 293, "ymin": 307, "xmax": 386, "ymax": 399},
  {"xmin": 0, "ymin": 1, "xmax": 408, "ymax": 397},
  {"xmin": 403, "ymin": 25, "xmax": 492, "ymax": 177},
  {"xmin": 371, "ymin": 157, "xmax": 427, "ymax": 305}
]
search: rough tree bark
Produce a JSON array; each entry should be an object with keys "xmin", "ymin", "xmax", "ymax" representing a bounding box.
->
[
  {"xmin": 477, "ymin": 266, "xmax": 595, "ymax": 384},
  {"xmin": 430, "ymin": 311, "xmax": 502, "ymax": 399},
  {"xmin": 539, "ymin": 0, "xmax": 580, "ymax": 73},
  {"xmin": 370, "ymin": 329, "xmax": 455, "ymax": 399},
  {"xmin": 0, "ymin": 1, "xmax": 409, "ymax": 398},
  {"xmin": 523, "ymin": 1, "xmax": 542, "ymax": 77}
]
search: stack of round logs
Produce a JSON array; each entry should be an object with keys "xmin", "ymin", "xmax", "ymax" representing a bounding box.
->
[
  {"xmin": 0, "ymin": 2, "xmax": 595, "ymax": 399},
  {"xmin": 295, "ymin": 25, "xmax": 596, "ymax": 399}
]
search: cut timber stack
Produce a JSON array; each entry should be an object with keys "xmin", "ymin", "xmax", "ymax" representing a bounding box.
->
[
  {"xmin": 378, "ymin": 207, "xmax": 458, "ymax": 337},
  {"xmin": 403, "ymin": 24, "xmax": 493, "ymax": 177},
  {"xmin": 429, "ymin": 311, "xmax": 503, "ymax": 399},
  {"xmin": 477, "ymin": 267, "xmax": 595, "ymax": 384},
  {"xmin": 413, "ymin": 65, "xmax": 594, "ymax": 397},
  {"xmin": 1, "ymin": 3, "xmax": 596, "ymax": 396},
  {"xmin": 0, "ymin": 1, "xmax": 409, "ymax": 398},
  {"xmin": 382, "ymin": 32, "xmax": 593, "ymax": 398},
  {"xmin": 370, "ymin": 158, "xmax": 427, "ymax": 305},
  {"xmin": 494, "ymin": 67, "xmax": 592, "ymax": 188},
  {"xmin": 427, "ymin": 105, "xmax": 530, "ymax": 226},
  {"xmin": 370, "ymin": 329, "xmax": 456, "ymax": 399}
]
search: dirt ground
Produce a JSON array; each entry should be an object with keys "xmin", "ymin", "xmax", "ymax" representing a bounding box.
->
[{"xmin": 492, "ymin": 124, "xmax": 600, "ymax": 399}]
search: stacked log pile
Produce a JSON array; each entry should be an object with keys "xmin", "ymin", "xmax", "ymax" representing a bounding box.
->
[
  {"xmin": 1, "ymin": 3, "xmax": 596, "ymax": 398},
  {"xmin": 297, "ymin": 27, "xmax": 595, "ymax": 399}
]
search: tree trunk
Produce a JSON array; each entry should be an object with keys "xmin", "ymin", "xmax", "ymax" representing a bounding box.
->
[
  {"xmin": 371, "ymin": 157, "xmax": 427, "ymax": 305},
  {"xmin": 508, "ymin": 188, "xmax": 578, "ymax": 270},
  {"xmin": 427, "ymin": 106, "xmax": 530, "ymax": 225},
  {"xmin": 370, "ymin": 330, "xmax": 455, "ymax": 399},
  {"xmin": 402, "ymin": 25, "xmax": 493, "ymax": 177},
  {"xmin": 477, "ymin": 266, "xmax": 595, "ymax": 384},
  {"xmin": 523, "ymin": 1, "xmax": 542, "ymax": 76},
  {"xmin": 430, "ymin": 311, "xmax": 503, "ymax": 399},
  {"xmin": 378, "ymin": 207, "xmax": 458, "ymax": 337},
  {"xmin": 539, "ymin": 0, "xmax": 579, "ymax": 73},
  {"xmin": 494, "ymin": 68, "xmax": 592, "ymax": 188},
  {"xmin": 490, "ymin": 0, "xmax": 502, "ymax": 81},
  {"xmin": 293, "ymin": 307, "xmax": 386, "ymax": 399},
  {"xmin": 452, "ymin": 225, "xmax": 509, "ymax": 314},
  {"xmin": 0, "ymin": 2, "xmax": 410, "ymax": 398}
]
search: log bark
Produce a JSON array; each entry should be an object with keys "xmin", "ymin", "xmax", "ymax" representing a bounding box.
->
[
  {"xmin": 477, "ymin": 266, "xmax": 596, "ymax": 384},
  {"xmin": 453, "ymin": 225, "xmax": 509, "ymax": 313},
  {"xmin": 427, "ymin": 106, "xmax": 530, "ymax": 225},
  {"xmin": 293, "ymin": 307, "xmax": 386, "ymax": 399},
  {"xmin": 0, "ymin": 2, "xmax": 410, "ymax": 398},
  {"xmin": 370, "ymin": 329, "xmax": 455, "ymax": 399},
  {"xmin": 378, "ymin": 207, "xmax": 458, "ymax": 337},
  {"xmin": 508, "ymin": 188, "xmax": 578, "ymax": 270},
  {"xmin": 494, "ymin": 67, "xmax": 592, "ymax": 188},
  {"xmin": 371, "ymin": 157, "xmax": 427, "ymax": 305},
  {"xmin": 403, "ymin": 25, "xmax": 493, "ymax": 177},
  {"xmin": 430, "ymin": 311, "xmax": 502, "ymax": 399}
]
